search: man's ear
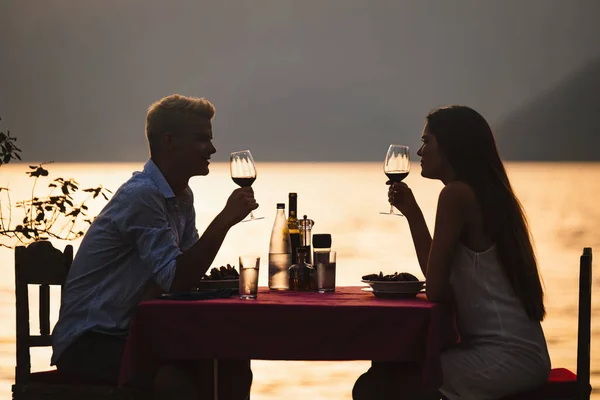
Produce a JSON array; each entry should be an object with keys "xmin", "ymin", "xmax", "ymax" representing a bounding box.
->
[{"xmin": 162, "ymin": 132, "xmax": 175, "ymax": 150}]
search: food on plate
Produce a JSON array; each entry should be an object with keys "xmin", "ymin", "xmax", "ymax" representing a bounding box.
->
[
  {"xmin": 361, "ymin": 271, "xmax": 419, "ymax": 282},
  {"xmin": 201, "ymin": 264, "xmax": 240, "ymax": 280}
]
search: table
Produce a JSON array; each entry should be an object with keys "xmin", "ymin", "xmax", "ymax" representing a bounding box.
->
[{"xmin": 119, "ymin": 286, "xmax": 456, "ymax": 390}]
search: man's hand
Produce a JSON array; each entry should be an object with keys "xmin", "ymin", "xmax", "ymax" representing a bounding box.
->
[{"xmin": 221, "ymin": 187, "xmax": 259, "ymax": 226}]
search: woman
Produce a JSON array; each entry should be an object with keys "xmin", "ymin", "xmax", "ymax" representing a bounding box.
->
[{"xmin": 353, "ymin": 106, "xmax": 550, "ymax": 400}]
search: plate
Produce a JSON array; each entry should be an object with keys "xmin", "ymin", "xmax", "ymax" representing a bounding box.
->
[
  {"xmin": 196, "ymin": 279, "xmax": 239, "ymax": 291},
  {"xmin": 361, "ymin": 279, "xmax": 425, "ymax": 294},
  {"xmin": 371, "ymin": 289, "xmax": 423, "ymax": 299}
]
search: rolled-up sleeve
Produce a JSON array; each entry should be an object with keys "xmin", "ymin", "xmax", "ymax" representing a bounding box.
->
[
  {"xmin": 180, "ymin": 189, "xmax": 200, "ymax": 251},
  {"xmin": 113, "ymin": 186, "xmax": 181, "ymax": 291}
]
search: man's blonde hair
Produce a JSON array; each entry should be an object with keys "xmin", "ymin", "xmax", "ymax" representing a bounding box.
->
[{"xmin": 145, "ymin": 94, "xmax": 215, "ymax": 154}]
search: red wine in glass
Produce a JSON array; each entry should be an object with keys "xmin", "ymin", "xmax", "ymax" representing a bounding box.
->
[
  {"xmin": 385, "ymin": 172, "xmax": 409, "ymax": 183},
  {"xmin": 232, "ymin": 177, "xmax": 256, "ymax": 187},
  {"xmin": 230, "ymin": 150, "xmax": 264, "ymax": 222},
  {"xmin": 380, "ymin": 144, "xmax": 410, "ymax": 216}
]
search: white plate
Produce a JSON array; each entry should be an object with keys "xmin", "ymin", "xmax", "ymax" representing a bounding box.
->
[{"xmin": 361, "ymin": 280, "xmax": 425, "ymax": 294}]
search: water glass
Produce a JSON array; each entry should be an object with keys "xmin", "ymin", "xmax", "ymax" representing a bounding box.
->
[
  {"xmin": 239, "ymin": 255, "xmax": 260, "ymax": 299},
  {"xmin": 314, "ymin": 251, "xmax": 336, "ymax": 293}
]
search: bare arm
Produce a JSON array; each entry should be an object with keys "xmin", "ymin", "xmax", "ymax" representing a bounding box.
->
[
  {"xmin": 140, "ymin": 213, "xmax": 235, "ymax": 298},
  {"xmin": 424, "ymin": 184, "xmax": 467, "ymax": 301},
  {"xmin": 404, "ymin": 207, "xmax": 432, "ymax": 277},
  {"xmin": 388, "ymin": 182, "xmax": 432, "ymax": 276},
  {"xmin": 390, "ymin": 181, "xmax": 467, "ymax": 301},
  {"xmin": 169, "ymin": 212, "xmax": 233, "ymax": 292},
  {"xmin": 170, "ymin": 187, "xmax": 258, "ymax": 292}
]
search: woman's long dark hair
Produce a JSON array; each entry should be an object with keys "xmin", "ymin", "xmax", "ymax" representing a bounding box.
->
[{"xmin": 426, "ymin": 105, "xmax": 545, "ymax": 321}]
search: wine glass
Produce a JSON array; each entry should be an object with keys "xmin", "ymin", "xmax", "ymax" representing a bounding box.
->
[
  {"xmin": 380, "ymin": 144, "xmax": 410, "ymax": 216},
  {"xmin": 230, "ymin": 150, "xmax": 264, "ymax": 222}
]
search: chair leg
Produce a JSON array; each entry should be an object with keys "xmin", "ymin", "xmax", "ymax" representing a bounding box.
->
[{"xmin": 213, "ymin": 358, "xmax": 218, "ymax": 400}]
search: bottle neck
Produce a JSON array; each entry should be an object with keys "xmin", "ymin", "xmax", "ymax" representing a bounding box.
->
[{"xmin": 288, "ymin": 196, "xmax": 297, "ymax": 219}]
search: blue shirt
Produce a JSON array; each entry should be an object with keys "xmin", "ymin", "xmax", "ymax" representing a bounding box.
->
[{"xmin": 51, "ymin": 159, "xmax": 199, "ymax": 365}]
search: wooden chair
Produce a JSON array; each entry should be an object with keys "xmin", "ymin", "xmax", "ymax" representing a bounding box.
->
[
  {"xmin": 11, "ymin": 241, "xmax": 133, "ymax": 400},
  {"xmin": 499, "ymin": 247, "xmax": 593, "ymax": 400}
]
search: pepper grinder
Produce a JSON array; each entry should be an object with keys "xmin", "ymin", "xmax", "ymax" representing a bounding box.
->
[{"xmin": 297, "ymin": 215, "xmax": 314, "ymax": 264}]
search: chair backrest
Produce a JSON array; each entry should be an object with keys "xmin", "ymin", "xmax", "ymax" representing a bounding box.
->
[
  {"xmin": 577, "ymin": 247, "xmax": 592, "ymax": 400},
  {"xmin": 14, "ymin": 241, "xmax": 73, "ymax": 385}
]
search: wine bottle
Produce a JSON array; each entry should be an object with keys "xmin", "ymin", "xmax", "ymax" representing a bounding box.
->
[
  {"xmin": 287, "ymin": 193, "xmax": 301, "ymax": 264},
  {"xmin": 268, "ymin": 203, "xmax": 292, "ymax": 290}
]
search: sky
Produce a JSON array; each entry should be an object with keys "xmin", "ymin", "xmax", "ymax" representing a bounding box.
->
[{"xmin": 1, "ymin": 0, "xmax": 600, "ymax": 162}]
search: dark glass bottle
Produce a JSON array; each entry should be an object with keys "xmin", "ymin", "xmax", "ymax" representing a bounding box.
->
[
  {"xmin": 288, "ymin": 247, "xmax": 316, "ymax": 291},
  {"xmin": 287, "ymin": 193, "xmax": 301, "ymax": 264}
]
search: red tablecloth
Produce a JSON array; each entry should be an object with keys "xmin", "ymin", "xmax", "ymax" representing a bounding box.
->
[{"xmin": 119, "ymin": 286, "xmax": 456, "ymax": 388}]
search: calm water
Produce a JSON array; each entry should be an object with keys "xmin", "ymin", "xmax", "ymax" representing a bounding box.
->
[{"xmin": 1, "ymin": 162, "xmax": 599, "ymax": 399}]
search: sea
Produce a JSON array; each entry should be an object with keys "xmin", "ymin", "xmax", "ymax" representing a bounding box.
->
[{"xmin": 0, "ymin": 161, "xmax": 599, "ymax": 399}]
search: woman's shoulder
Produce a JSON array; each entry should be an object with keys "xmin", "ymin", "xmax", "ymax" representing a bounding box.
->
[{"xmin": 439, "ymin": 181, "xmax": 477, "ymax": 205}]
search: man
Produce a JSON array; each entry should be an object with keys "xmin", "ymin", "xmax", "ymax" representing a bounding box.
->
[{"xmin": 51, "ymin": 94, "xmax": 256, "ymax": 399}]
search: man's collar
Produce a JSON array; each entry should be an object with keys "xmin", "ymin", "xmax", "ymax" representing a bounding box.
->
[{"xmin": 143, "ymin": 159, "xmax": 176, "ymax": 199}]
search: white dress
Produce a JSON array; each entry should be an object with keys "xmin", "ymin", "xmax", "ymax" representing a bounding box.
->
[{"xmin": 439, "ymin": 243, "xmax": 551, "ymax": 400}]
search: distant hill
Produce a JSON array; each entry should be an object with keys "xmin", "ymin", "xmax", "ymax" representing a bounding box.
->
[{"xmin": 495, "ymin": 58, "xmax": 600, "ymax": 161}]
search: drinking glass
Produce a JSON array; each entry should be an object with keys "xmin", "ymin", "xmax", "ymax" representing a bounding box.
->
[
  {"xmin": 380, "ymin": 144, "xmax": 410, "ymax": 216},
  {"xmin": 315, "ymin": 250, "xmax": 336, "ymax": 293},
  {"xmin": 239, "ymin": 255, "xmax": 260, "ymax": 299},
  {"xmin": 230, "ymin": 150, "xmax": 264, "ymax": 222}
]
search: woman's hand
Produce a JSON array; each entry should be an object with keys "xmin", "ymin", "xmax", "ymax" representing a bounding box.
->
[{"xmin": 387, "ymin": 181, "xmax": 420, "ymax": 218}]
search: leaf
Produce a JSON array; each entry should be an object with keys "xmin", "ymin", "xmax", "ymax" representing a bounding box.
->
[
  {"xmin": 29, "ymin": 165, "xmax": 36, "ymax": 169},
  {"xmin": 27, "ymin": 166, "xmax": 49, "ymax": 178},
  {"xmin": 48, "ymin": 183, "xmax": 57, "ymax": 188},
  {"xmin": 36, "ymin": 212, "xmax": 44, "ymax": 222},
  {"xmin": 66, "ymin": 209, "xmax": 80, "ymax": 217}
]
